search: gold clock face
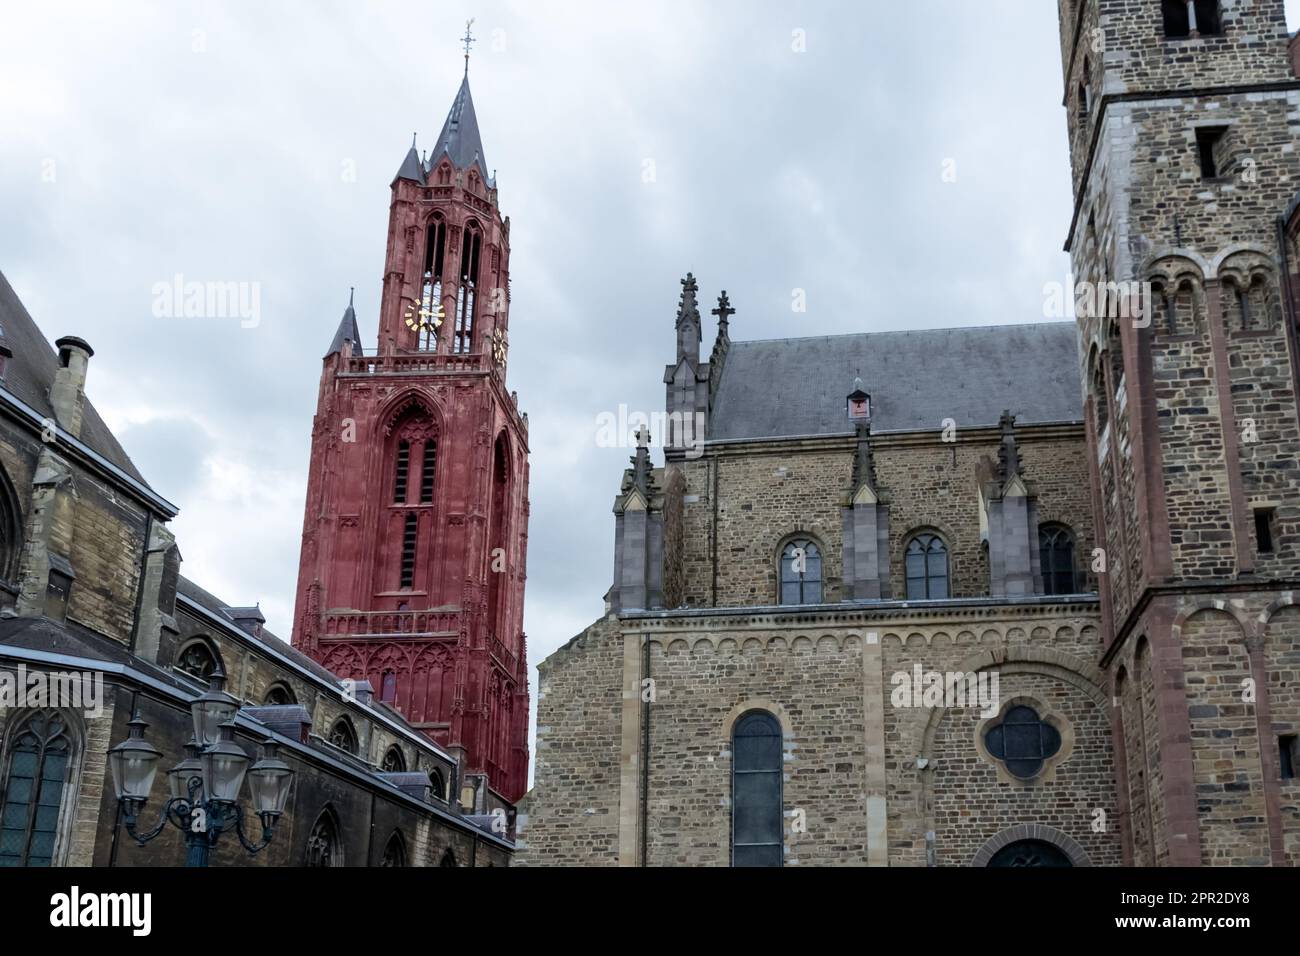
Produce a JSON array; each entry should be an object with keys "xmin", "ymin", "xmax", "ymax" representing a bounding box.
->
[
  {"xmin": 491, "ymin": 329, "xmax": 507, "ymax": 366},
  {"xmin": 404, "ymin": 291, "xmax": 444, "ymax": 333}
]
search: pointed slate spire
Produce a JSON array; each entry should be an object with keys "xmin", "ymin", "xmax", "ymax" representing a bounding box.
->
[
  {"xmin": 394, "ymin": 132, "xmax": 425, "ymax": 184},
  {"xmin": 325, "ymin": 288, "xmax": 364, "ymax": 359},
  {"xmin": 432, "ymin": 74, "xmax": 488, "ymax": 174}
]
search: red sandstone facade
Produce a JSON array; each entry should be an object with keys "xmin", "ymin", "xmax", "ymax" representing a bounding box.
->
[{"xmin": 292, "ymin": 74, "xmax": 530, "ymax": 802}]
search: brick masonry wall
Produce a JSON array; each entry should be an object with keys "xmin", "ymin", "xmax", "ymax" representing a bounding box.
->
[
  {"xmin": 519, "ymin": 603, "xmax": 1121, "ymax": 866},
  {"xmin": 1180, "ymin": 608, "xmax": 1270, "ymax": 864},
  {"xmin": 516, "ymin": 615, "xmax": 624, "ymax": 866},
  {"xmin": 674, "ymin": 431, "xmax": 1093, "ymax": 610},
  {"xmin": 1266, "ymin": 604, "xmax": 1300, "ymax": 866}
]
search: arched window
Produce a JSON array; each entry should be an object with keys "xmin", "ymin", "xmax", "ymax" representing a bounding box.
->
[
  {"xmin": 429, "ymin": 769, "xmax": 447, "ymax": 801},
  {"xmin": 439, "ymin": 847, "xmax": 457, "ymax": 867},
  {"xmin": 420, "ymin": 218, "xmax": 447, "ymax": 352},
  {"xmin": 453, "ymin": 224, "xmax": 482, "ymax": 354},
  {"xmin": 732, "ymin": 710, "xmax": 782, "ymax": 867},
  {"xmin": 904, "ymin": 532, "xmax": 949, "ymax": 600},
  {"xmin": 328, "ymin": 718, "xmax": 358, "ymax": 755},
  {"xmin": 778, "ymin": 538, "xmax": 822, "ymax": 605},
  {"xmin": 984, "ymin": 704, "xmax": 1062, "ymax": 780},
  {"xmin": 381, "ymin": 830, "xmax": 406, "ymax": 867},
  {"xmin": 380, "ymin": 670, "xmax": 397, "ymax": 704},
  {"xmin": 1038, "ymin": 524, "xmax": 1077, "ymax": 595},
  {"xmin": 264, "ymin": 683, "xmax": 296, "ymax": 706},
  {"xmin": 381, "ymin": 746, "xmax": 406, "ymax": 773},
  {"xmin": 0, "ymin": 710, "xmax": 75, "ymax": 866},
  {"xmin": 0, "ymin": 464, "xmax": 22, "ymax": 585},
  {"xmin": 487, "ymin": 434, "xmax": 511, "ymax": 631},
  {"xmin": 176, "ymin": 640, "xmax": 219, "ymax": 683},
  {"xmin": 305, "ymin": 809, "xmax": 342, "ymax": 867},
  {"xmin": 987, "ymin": 839, "xmax": 1073, "ymax": 868}
]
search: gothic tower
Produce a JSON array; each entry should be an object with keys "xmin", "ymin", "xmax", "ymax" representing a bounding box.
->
[
  {"xmin": 1058, "ymin": 0, "xmax": 1300, "ymax": 865},
  {"xmin": 291, "ymin": 51, "xmax": 530, "ymax": 802}
]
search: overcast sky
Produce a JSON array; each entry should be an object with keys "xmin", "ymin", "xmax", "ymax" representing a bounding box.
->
[{"xmin": 4, "ymin": 1, "xmax": 1298, "ymax": 767}]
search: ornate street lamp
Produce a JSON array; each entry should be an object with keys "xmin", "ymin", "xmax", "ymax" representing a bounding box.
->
[{"xmin": 108, "ymin": 674, "xmax": 295, "ymax": 867}]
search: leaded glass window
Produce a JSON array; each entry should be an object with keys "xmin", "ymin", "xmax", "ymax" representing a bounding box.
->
[
  {"xmin": 985, "ymin": 705, "xmax": 1062, "ymax": 779},
  {"xmin": 0, "ymin": 711, "xmax": 73, "ymax": 867},
  {"xmin": 328, "ymin": 719, "xmax": 358, "ymax": 755},
  {"xmin": 988, "ymin": 839, "xmax": 1073, "ymax": 867},
  {"xmin": 732, "ymin": 710, "xmax": 782, "ymax": 867},
  {"xmin": 1039, "ymin": 524, "xmax": 1077, "ymax": 595},
  {"xmin": 905, "ymin": 533, "xmax": 949, "ymax": 599},
  {"xmin": 177, "ymin": 641, "xmax": 218, "ymax": 683},
  {"xmin": 779, "ymin": 539, "xmax": 822, "ymax": 605}
]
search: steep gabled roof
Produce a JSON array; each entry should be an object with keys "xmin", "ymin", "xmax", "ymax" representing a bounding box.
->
[
  {"xmin": 708, "ymin": 322, "xmax": 1082, "ymax": 442},
  {"xmin": 0, "ymin": 269, "xmax": 149, "ymax": 483},
  {"xmin": 430, "ymin": 74, "xmax": 487, "ymax": 175}
]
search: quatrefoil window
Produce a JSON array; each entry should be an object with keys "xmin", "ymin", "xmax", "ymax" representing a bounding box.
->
[{"xmin": 984, "ymin": 705, "xmax": 1061, "ymax": 780}]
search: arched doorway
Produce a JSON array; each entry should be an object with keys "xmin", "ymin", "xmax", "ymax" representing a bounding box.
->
[{"xmin": 987, "ymin": 839, "xmax": 1073, "ymax": 868}]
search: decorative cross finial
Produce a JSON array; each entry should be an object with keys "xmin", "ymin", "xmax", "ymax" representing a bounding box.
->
[
  {"xmin": 712, "ymin": 291, "xmax": 735, "ymax": 325},
  {"xmin": 462, "ymin": 18, "xmax": 476, "ymax": 74},
  {"xmin": 681, "ymin": 272, "xmax": 697, "ymax": 294},
  {"xmin": 634, "ymin": 425, "xmax": 651, "ymax": 449}
]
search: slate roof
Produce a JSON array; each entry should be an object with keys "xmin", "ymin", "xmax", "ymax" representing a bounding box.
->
[
  {"xmin": 0, "ymin": 269, "xmax": 149, "ymax": 483},
  {"xmin": 429, "ymin": 74, "xmax": 488, "ymax": 176},
  {"xmin": 325, "ymin": 289, "xmax": 364, "ymax": 358},
  {"xmin": 708, "ymin": 322, "xmax": 1082, "ymax": 441},
  {"xmin": 394, "ymin": 138, "xmax": 425, "ymax": 185}
]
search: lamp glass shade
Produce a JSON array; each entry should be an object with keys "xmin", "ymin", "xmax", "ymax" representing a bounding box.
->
[
  {"xmin": 168, "ymin": 748, "xmax": 205, "ymax": 802},
  {"xmin": 202, "ymin": 726, "xmax": 250, "ymax": 803},
  {"xmin": 108, "ymin": 720, "xmax": 163, "ymax": 802},
  {"xmin": 191, "ymin": 695, "xmax": 239, "ymax": 749},
  {"xmin": 248, "ymin": 759, "xmax": 294, "ymax": 816}
]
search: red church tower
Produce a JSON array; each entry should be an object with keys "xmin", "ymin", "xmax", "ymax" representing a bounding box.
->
[{"xmin": 292, "ymin": 48, "xmax": 530, "ymax": 802}]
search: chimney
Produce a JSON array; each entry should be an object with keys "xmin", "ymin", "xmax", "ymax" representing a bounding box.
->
[{"xmin": 50, "ymin": 336, "xmax": 93, "ymax": 438}]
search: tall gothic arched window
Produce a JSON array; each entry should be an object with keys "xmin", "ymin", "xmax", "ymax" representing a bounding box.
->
[
  {"xmin": 0, "ymin": 464, "xmax": 21, "ymax": 586},
  {"xmin": 904, "ymin": 532, "xmax": 949, "ymax": 599},
  {"xmin": 487, "ymin": 434, "xmax": 510, "ymax": 635},
  {"xmin": 306, "ymin": 808, "xmax": 342, "ymax": 867},
  {"xmin": 1038, "ymin": 524, "xmax": 1077, "ymax": 595},
  {"xmin": 381, "ymin": 745, "xmax": 406, "ymax": 773},
  {"xmin": 381, "ymin": 830, "xmax": 406, "ymax": 867},
  {"xmin": 778, "ymin": 538, "xmax": 822, "ymax": 605},
  {"xmin": 264, "ymin": 683, "xmax": 295, "ymax": 706},
  {"xmin": 328, "ymin": 718, "xmax": 358, "ymax": 755},
  {"xmin": 420, "ymin": 218, "xmax": 447, "ymax": 352},
  {"xmin": 0, "ymin": 711, "xmax": 76, "ymax": 867},
  {"xmin": 454, "ymin": 224, "xmax": 482, "ymax": 354},
  {"xmin": 732, "ymin": 710, "xmax": 782, "ymax": 867},
  {"xmin": 176, "ymin": 640, "xmax": 219, "ymax": 684}
]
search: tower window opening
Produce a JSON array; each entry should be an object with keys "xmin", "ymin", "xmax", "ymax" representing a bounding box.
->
[
  {"xmin": 454, "ymin": 229, "xmax": 482, "ymax": 354},
  {"xmin": 1163, "ymin": 0, "xmax": 1222, "ymax": 37},
  {"xmin": 421, "ymin": 441, "xmax": 437, "ymax": 504},
  {"xmin": 1253, "ymin": 508, "xmax": 1276, "ymax": 555},
  {"xmin": 394, "ymin": 440, "xmax": 410, "ymax": 504},
  {"xmin": 420, "ymin": 220, "xmax": 447, "ymax": 352},
  {"xmin": 1195, "ymin": 126, "xmax": 1229, "ymax": 179},
  {"xmin": 400, "ymin": 513, "xmax": 418, "ymax": 589},
  {"xmin": 1280, "ymin": 735, "xmax": 1298, "ymax": 780}
]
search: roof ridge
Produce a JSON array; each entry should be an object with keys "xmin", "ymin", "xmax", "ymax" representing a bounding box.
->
[{"xmin": 728, "ymin": 320, "xmax": 1076, "ymax": 348}]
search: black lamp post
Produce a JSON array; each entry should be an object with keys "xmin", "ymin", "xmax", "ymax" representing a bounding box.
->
[{"xmin": 108, "ymin": 668, "xmax": 295, "ymax": 867}]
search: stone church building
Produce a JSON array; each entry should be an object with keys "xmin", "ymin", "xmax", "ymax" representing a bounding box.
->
[
  {"xmin": 518, "ymin": 0, "xmax": 1300, "ymax": 867},
  {"xmin": 0, "ymin": 60, "xmax": 522, "ymax": 867}
]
